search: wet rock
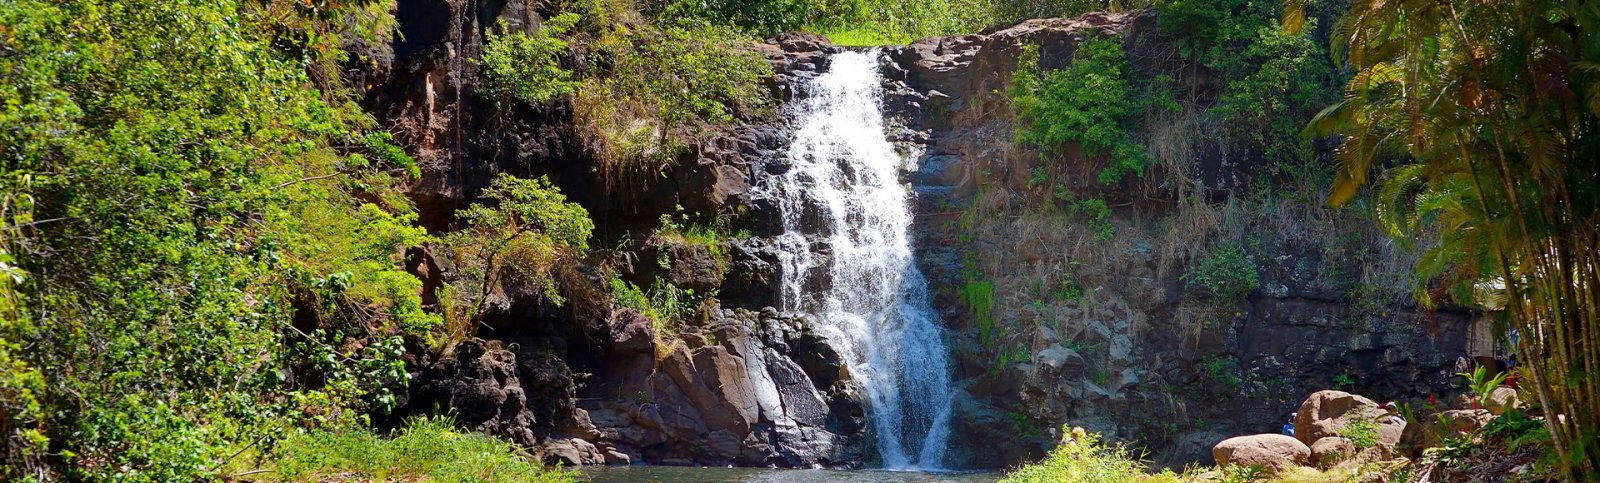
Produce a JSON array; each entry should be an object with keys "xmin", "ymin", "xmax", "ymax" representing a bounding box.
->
[{"xmin": 579, "ymin": 310, "xmax": 865, "ymax": 468}]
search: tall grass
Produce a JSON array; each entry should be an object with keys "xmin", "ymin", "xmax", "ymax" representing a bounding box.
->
[
  {"xmin": 252, "ymin": 416, "xmax": 574, "ymax": 482},
  {"xmin": 1001, "ymin": 431, "xmax": 1181, "ymax": 482}
]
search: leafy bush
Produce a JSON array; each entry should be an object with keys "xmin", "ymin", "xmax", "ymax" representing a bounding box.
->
[
  {"xmin": 608, "ymin": 275, "xmax": 705, "ymax": 341},
  {"xmin": 1184, "ymin": 244, "xmax": 1261, "ymax": 301},
  {"xmin": 1202, "ymin": 355, "xmax": 1243, "ymax": 389},
  {"xmin": 1001, "ymin": 430, "xmax": 1181, "ymax": 482},
  {"xmin": 570, "ymin": 19, "xmax": 773, "ymax": 189},
  {"xmin": 440, "ymin": 174, "xmax": 593, "ymax": 346},
  {"xmin": 479, "ymin": 14, "xmax": 580, "ymax": 106},
  {"xmin": 259, "ymin": 415, "xmax": 575, "ymax": 482},
  {"xmin": 958, "ymin": 263, "xmax": 998, "ymax": 347},
  {"xmin": 0, "ymin": 1, "xmax": 432, "ymax": 479},
  {"xmin": 1010, "ymin": 38, "xmax": 1149, "ymax": 185},
  {"xmin": 1339, "ymin": 416, "xmax": 1380, "ymax": 450},
  {"xmin": 1159, "ymin": 0, "xmax": 1337, "ymax": 164}
]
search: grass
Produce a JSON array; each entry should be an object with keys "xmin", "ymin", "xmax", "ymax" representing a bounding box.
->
[
  {"xmin": 245, "ymin": 416, "xmax": 575, "ymax": 482},
  {"xmin": 1001, "ymin": 431, "xmax": 1181, "ymax": 483},
  {"xmin": 819, "ymin": 28, "xmax": 913, "ymax": 46}
]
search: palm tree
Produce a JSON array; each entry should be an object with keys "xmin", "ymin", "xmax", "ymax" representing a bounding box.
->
[{"xmin": 1285, "ymin": 0, "xmax": 1600, "ymax": 479}]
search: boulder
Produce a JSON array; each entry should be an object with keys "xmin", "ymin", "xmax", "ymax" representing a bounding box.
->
[
  {"xmin": 1293, "ymin": 390, "xmax": 1383, "ymax": 446},
  {"xmin": 607, "ymin": 309, "xmax": 655, "ymax": 356},
  {"xmin": 1213, "ymin": 434, "xmax": 1311, "ymax": 474},
  {"xmin": 1401, "ymin": 409, "xmax": 1495, "ymax": 452},
  {"xmin": 1485, "ymin": 386, "xmax": 1520, "ymax": 415},
  {"xmin": 1035, "ymin": 344, "xmax": 1087, "ymax": 380},
  {"xmin": 1309, "ymin": 436, "xmax": 1355, "ymax": 467}
]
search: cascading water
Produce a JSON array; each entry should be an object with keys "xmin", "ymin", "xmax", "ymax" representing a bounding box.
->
[{"xmin": 762, "ymin": 50, "xmax": 956, "ymax": 470}]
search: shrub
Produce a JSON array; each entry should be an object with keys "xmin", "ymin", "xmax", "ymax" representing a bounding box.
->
[
  {"xmin": 440, "ymin": 174, "xmax": 593, "ymax": 346},
  {"xmin": 479, "ymin": 14, "xmax": 580, "ymax": 107},
  {"xmin": 1184, "ymin": 244, "xmax": 1261, "ymax": 301},
  {"xmin": 1339, "ymin": 416, "xmax": 1380, "ymax": 450},
  {"xmin": 1159, "ymin": 0, "xmax": 1338, "ymax": 164},
  {"xmin": 260, "ymin": 415, "xmax": 575, "ymax": 482},
  {"xmin": 0, "ymin": 1, "xmax": 431, "ymax": 478},
  {"xmin": 1001, "ymin": 430, "xmax": 1181, "ymax": 482},
  {"xmin": 571, "ymin": 20, "xmax": 772, "ymax": 190},
  {"xmin": 1202, "ymin": 355, "xmax": 1243, "ymax": 390},
  {"xmin": 958, "ymin": 264, "xmax": 998, "ymax": 347},
  {"xmin": 1010, "ymin": 38, "xmax": 1149, "ymax": 185}
]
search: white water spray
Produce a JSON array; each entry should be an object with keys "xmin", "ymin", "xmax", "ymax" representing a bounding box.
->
[{"xmin": 762, "ymin": 50, "xmax": 956, "ymax": 469}]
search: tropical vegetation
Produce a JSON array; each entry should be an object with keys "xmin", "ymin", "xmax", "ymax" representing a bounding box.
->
[{"xmin": 1285, "ymin": 0, "xmax": 1600, "ymax": 478}]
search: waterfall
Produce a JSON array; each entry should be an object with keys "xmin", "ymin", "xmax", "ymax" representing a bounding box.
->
[{"xmin": 762, "ymin": 50, "xmax": 956, "ymax": 470}]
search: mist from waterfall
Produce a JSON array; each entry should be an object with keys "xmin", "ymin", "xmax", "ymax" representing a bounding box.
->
[{"xmin": 761, "ymin": 50, "xmax": 956, "ymax": 470}]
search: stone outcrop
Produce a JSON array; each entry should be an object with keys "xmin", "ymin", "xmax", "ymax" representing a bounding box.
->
[
  {"xmin": 1212, "ymin": 434, "xmax": 1311, "ymax": 474},
  {"xmin": 579, "ymin": 309, "xmax": 864, "ymax": 467},
  {"xmin": 366, "ymin": 0, "xmax": 866, "ymax": 469},
  {"xmin": 873, "ymin": 8, "xmax": 1476, "ymax": 469}
]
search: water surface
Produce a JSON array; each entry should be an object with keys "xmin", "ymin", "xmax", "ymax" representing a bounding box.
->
[{"xmin": 583, "ymin": 466, "xmax": 1000, "ymax": 483}]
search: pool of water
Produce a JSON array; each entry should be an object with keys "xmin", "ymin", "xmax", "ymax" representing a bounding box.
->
[{"xmin": 581, "ymin": 466, "xmax": 1001, "ymax": 483}]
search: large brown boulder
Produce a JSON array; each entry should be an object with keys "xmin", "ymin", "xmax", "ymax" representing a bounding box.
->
[
  {"xmin": 1293, "ymin": 390, "xmax": 1405, "ymax": 449},
  {"xmin": 1309, "ymin": 436, "xmax": 1355, "ymax": 468},
  {"xmin": 1213, "ymin": 434, "xmax": 1311, "ymax": 474},
  {"xmin": 1400, "ymin": 408, "xmax": 1495, "ymax": 453}
]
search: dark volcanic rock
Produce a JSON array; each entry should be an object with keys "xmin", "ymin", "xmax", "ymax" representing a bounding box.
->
[{"xmin": 579, "ymin": 310, "xmax": 865, "ymax": 467}]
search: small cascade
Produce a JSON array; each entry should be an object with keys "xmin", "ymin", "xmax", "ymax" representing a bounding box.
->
[{"xmin": 761, "ymin": 50, "xmax": 956, "ymax": 470}]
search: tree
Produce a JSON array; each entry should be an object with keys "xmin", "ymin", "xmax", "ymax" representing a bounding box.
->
[
  {"xmin": 439, "ymin": 174, "xmax": 592, "ymax": 346},
  {"xmin": 1286, "ymin": 0, "xmax": 1600, "ymax": 478}
]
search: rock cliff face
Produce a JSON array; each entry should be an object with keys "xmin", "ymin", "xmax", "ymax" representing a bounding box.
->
[
  {"xmin": 359, "ymin": 1, "xmax": 1481, "ymax": 471},
  {"xmin": 877, "ymin": 10, "xmax": 1479, "ymax": 469},
  {"xmin": 361, "ymin": 0, "xmax": 863, "ymax": 468}
]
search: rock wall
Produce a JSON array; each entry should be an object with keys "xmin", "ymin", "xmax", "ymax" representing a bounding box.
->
[
  {"xmin": 360, "ymin": 0, "xmax": 863, "ymax": 468},
  {"xmin": 877, "ymin": 10, "xmax": 1481, "ymax": 469},
  {"xmin": 358, "ymin": 0, "xmax": 1483, "ymax": 471}
]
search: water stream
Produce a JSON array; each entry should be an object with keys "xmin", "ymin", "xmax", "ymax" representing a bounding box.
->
[{"xmin": 761, "ymin": 50, "xmax": 957, "ymax": 470}]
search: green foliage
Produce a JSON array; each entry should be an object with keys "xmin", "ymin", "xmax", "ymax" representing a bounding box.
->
[
  {"xmin": 1052, "ymin": 188, "xmax": 1115, "ymax": 242},
  {"xmin": 1202, "ymin": 355, "xmax": 1242, "ymax": 390},
  {"xmin": 1160, "ymin": 0, "xmax": 1337, "ymax": 164},
  {"xmin": 1457, "ymin": 366, "xmax": 1511, "ymax": 410},
  {"xmin": 608, "ymin": 276, "xmax": 703, "ymax": 338},
  {"xmin": 1212, "ymin": 22, "xmax": 1335, "ymax": 163},
  {"xmin": 569, "ymin": 17, "xmax": 773, "ymax": 189},
  {"xmin": 656, "ymin": 209, "xmax": 735, "ymax": 266},
  {"xmin": 1332, "ymin": 373, "xmax": 1356, "ymax": 390},
  {"xmin": 440, "ymin": 174, "xmax": 592, "ymax": 344},
  {"xmin": 1340, "ymin": 416, "xmax": 1380, "ymax": 450},
  {"xmin": 1010, "ymin": 38, "xmax": 1148, "ymax": 185},
  {"xmin": 479, "ymin": 14, "xmax": 580, "ymax": 107},
  {"xmin": 1070, "ymin": 196, "xmax": 1116, "ymax": 242},
  {"xmin": 1000, "ymin": 430, "xmax": 1181, "ymax": 482},
  {"xmin": 1053, "ymin": 268, "xmax": 1084, "ymax": 304},
  {"xmin": 989, "ymin": 0, "xmax": 1156, "ymax": 26},
  {"xmin": 259, "ymin": 415, "xmax": 575, "ymax": 482},
  {"xmin": 1184, "ymin": 243, "xmax": 1261, "ymax": 301},
  {"xmin": 1008, "ymin": 410, "xmax": 1044, "ymax": 439},
  {"xmin": 1288, "ymin": 0, "xmax": 1600, "ymax": 474},
  {"xmin": 0, "ymin": 0, "xmax": 430, "ymax": 479},
  {"xmin": 958, "ymin": 260, "xmax": 998, "ymax": 348}
]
